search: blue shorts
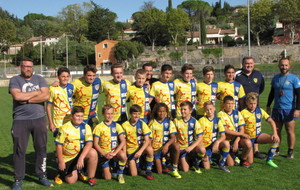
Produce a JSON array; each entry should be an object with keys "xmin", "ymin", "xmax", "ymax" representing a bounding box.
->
[
  {"xmin": 128, "ymin": 151, "xmax": 139, "ymax": 161},
  {"xmin": 99, "ymin": 156, "xmax": 110, "ymax": 168},
  {"xmin": 154, "ymin": 151, "xmax": 164, "ymax": 160},
  {"xmin": 205, "ymin": 143, "xmax": 214, "ymax": 157},
  {"xmin": 180, "ymin": 150, "xmax": 188, "ymax": 158},
  {"xmin": 272, "ymin": 109, "xmax": 295, "ymax": 123}
]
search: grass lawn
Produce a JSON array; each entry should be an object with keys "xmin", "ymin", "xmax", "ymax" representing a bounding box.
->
[{"xmin": 0, "ymin": 80, "xmax": 300, "ymax": 190}]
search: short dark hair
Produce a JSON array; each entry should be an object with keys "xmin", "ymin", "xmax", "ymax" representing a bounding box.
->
[
  {"xmin": 161, "ymin": 64, "xmax": 173, "ymax": 73},
  {"xmin": 102, "ymin": 104, "xmax": 114, "ymax": 114},
  {"xmin": 111, "ymin": 63, "xmax": 123, "ymax": 74},
  {"xmin": 142, "ymin": 62, "xmax": 153, "ymax": 69},
  {"xmin": 224, "ymin": 64, "xmax": 235, "ymax": 73},
  {"xmin": 84, "ymin": 65, "xmax": 97, "ymax": 75},
  {"xmin": 202, "ymin": 66, "xmax": 215, "ymax": 75},
  {"xmin": 129, "ymin": 104, "xmax": 142, "ymax": 114},
  {"xmin": 57, "ymin": 67, "xmax": 70, "ymax": 76},
  {"xmin": 181, "ymin": 64, "xmax": 194, "ymax": 73},
  {"xmin": 21, "ymin": 58, "xmax": 34, "ymax": 65},
  {"xmin": 242, "ymin": 56, "xmax": 255, "ymax": 64},
  {"xmin": 180, "ymin": 101, "xmax": 193, "ymax": 110},
  {"xmin": 151, "ymin": 103, "xmax": 169, "ymax": 120},
  {"xmin": 71, "ymin": 106, "xmax": 84, "ymax": 115},
  {"xmin": 279, "ymin": 58, "xmax": 290, "ymax": 65},
  {"xmin": 223, "ymin": 95, "xmax": 234, "ymax": 103}
]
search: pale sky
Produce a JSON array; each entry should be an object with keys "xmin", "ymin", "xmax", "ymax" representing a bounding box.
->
[{"xmin": 0, "ymin": 0, "xmax": 247, "ymax": 22}]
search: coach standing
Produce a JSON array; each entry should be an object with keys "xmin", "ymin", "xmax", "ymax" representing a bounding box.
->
[
  {"xmin": 235, "ymin": 56, "xmax": 265, "ymax": 159},
  {"xmin": 267, "ymin": 58, "xmax": 300, "ymax": 159},
  {"xmin": 9, "ymin": 58, "xmax": 53, "ymax": 189}
]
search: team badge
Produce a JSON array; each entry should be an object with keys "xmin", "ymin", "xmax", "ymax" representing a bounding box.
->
[
  {"xmin": 81, "ymin": 129, "xmax": 86, "ymax": 135},
  {"xmin": 164, "ymin": 123, "xmax": 169, "ymax": 127},
  {"xmin": 112, "ymin": 127, "xmax": 117, "ymax": 133},
  {"xmin": 212, "ymin": 87, "xmax": 217, "ymax": 93},
  {"xmin": 138, "ymin": 128, "xmax": 142, "ymax": 134},
  {"xmin": 121, "ymin": 83, "xmax": 126, "ymax": 89},
  {"xmin": 168, "ymin": 83, "xmax": 174, "ymax": 88},
  {"xmin": 68, "ymin": 89, "xmax": 73, "ymax": 95},
  {"xmin": 94, "ymin": 84, "xmax": 99, "ymax": 91},
  {"xmin": 285, "ymin": 81, "xmax": 290, "ymax": 85},
  {"xmin": 234, "ymin": 114, "xmax": 238, "ymax": 120},
  {"xmin": 256, "ymin": 113, "xmax": 261, "ymax": 119},
  {"xmin": 253, "ymin": 78, "xmax": 258, "ymax": 83},
  {"xmin": 235, "ymin": 87, "xmax": 240, "ymax": 93},
  {"xmin": 190, "ymin": 123, "xmax": 194, "ymax": 127},
  {"xmin": 192, "ymin": 82, "xmax": 195, "ymax": 87}
]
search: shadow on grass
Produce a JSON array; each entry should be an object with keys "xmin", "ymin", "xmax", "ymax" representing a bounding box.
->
[{"xmin": 0, "ymin": 152, "xmax": 58, "ymax": 188}]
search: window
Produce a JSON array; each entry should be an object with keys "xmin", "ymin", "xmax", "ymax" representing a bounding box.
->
[
  {"xmin": 103, "ymin": 43, "xmax": 108, "ymax": 48},
  {"xmin": 98, "ymin": 53, "xmax": 102, "ymax": 58}
]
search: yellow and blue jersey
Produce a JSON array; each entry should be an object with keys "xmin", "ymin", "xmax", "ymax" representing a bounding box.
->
[
  {"xmin": 71, "ymin": 78, "xmax": 102, "ymax": 121},
  {"xmin": 122, "ymin": 119, "xmax": 151, "ymax": 154},
  {"xmin": 217, "ymin": 81, "xmax": 245, "ymax": 110},
  {"xmin": 55, "ymin": 121, "xmax": 93, "ymax": 162},
  {"xmin": 217, "ymin": 110, "xmax": 245, "ymax": 141},
  {"xmin": 150, "ymin": 81, "xmax": 176, "ymax": 118},
  {"xmin": 47, "ymin": 84, "xmax": 74, "ymax": 129},
  {"xmin": 196, "ymin": 81, "xmax": 218, "ymax": 116},
  {"xmin": 148, "ymin": 118, "xmax": 177, "ymax": 152},
  {"xmin": 173, "ymin": 117, "xmax": 203, "ymax": 150},
  {"xmin": 174, "ymin": 78, "xmax": 197, "ymax": 117},
  {"xmin": 128, "ymin": 83, "xmax": 151, "ymax": 123},
  {"xmin": 102, "ymin": 79, "xmax": 131, "ymax": 122},
  {"xmin": 93, "ymin": 121, "xmax": 124, "ymax": 154},
  {"xmin": 241, "ymin": 108, "xmax": 270, "ymax": 139},
  {"xmin": 199, "ymin": 116, "xmax": 225, "ymax": 147}
]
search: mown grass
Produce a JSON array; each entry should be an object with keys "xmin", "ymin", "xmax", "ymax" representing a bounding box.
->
[{"xmin": 0, "ymin": 80, "xmax": 300, "ymax": 190}]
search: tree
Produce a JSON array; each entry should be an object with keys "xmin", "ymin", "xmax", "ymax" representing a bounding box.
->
[
  {"xmin": 275, "ymin": 0, "xmax": 300, "ymax": 44},
  {"xmin": 86, "ymin": 1, "xmax": 117, "ymax": 42},
  {"xmin": 58, "ymin": 3, "xmax": 89, "ymax": 42},
  {"xmin": 132, "ymin": 8, "xmax": 167, "ymax": 51},
  {"xmin": 114, "ymin": 41, "xmax": 144, "ymax": 63},
  {"xmin": 166, "ymin": 9, "xmax": 190, "ymax": 45},
  {"xmin": 140, "ymin": 1, "xmax": 155, "ymax": 11},
  {"xmin": 167, "ymin": 0, "xmax": 173, "ymax": 12},
  {"xmin": 178, "ymin": 0, "xmax": 213, "ymax": 45},
  {"xmin": 0, "ymin": 19, "xmax": 16, "ymax": 53},
  {"xmin": 248, "ymin": 0, "xmax": 275, "ymax": 46}
]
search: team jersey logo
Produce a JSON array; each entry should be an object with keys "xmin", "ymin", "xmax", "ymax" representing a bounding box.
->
[
  {"xmin": 286, "ymin": 81, "xmax": 290, "ymax": 85},
  {"xmin": 94, "ymin": 84, "xmax": 99, "ymax": 91},
  {"xmin": 190, "ymin": 123, "xmax": 194, "ymax": 127},
  {"xmin": 81, "ymin": 129, "xmax": 86, "ymax": 135},
  {"xmin": 121, "ymin": 83, "xmax": 126, "ymax": 89},
  {"xmin": 138, "ymin": 128, "xmax": 142, "ymax": 134},
  {"xmin": 235, "ymin": 87, "xmax": 240, "ymax": 93},
  {"xmin": 68, "ymin": 88, "xmax": 73, "ymax": 95},
  {"xmin": 168, "ymin": 83, "xmax": 174, "ymax": 88},
  {"xmin": 234, "ymin": 114, "xmax": 238, "ymax": 120},
  {"xmin": 256, "ymin": 113, "xmax": 261, "ymax": 119},
  {"xmin": 192, "ymin": 83, "xmax": 195, "ymax": 87},
  {"xmin": 112, "ymin": 127, "xmax": 117, "ymax": 133},
  {"xmin": 164, "ymin": 123, "xmax": 169, "ymax": 127},
  {"xmin": 212, "ymin": 87, "xmax": 217, "ymax": 93},
  {"xmin": 253, "ymin": 78, "xmax": 258, "ymax": 83}
]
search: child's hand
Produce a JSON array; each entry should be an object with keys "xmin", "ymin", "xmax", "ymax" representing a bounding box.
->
[
  {"xmin": 162, "ymin": 145, "xmax": 169, "ymax": 155},
  {"xmin": 49, "ymin": 123, "xmax": 56, "ymax": 132},
  {"xmin": 272, "ymin": 134, "xmax": 280, "ymax": 144},
  {"xmin": 232, "ymin": 142, "xmax": 239, "ymax": 152},
  {"xmin": 293, "ymin": 109, "xmax": 300, "ymax": 118},
  {"xmin": 77, "ymin": 158, "xmax": 84, "ymax": 169},
  {"xmin": 241, "ymin": 134, "xmax": 250, "ymax": 139},
  {"xmin": 212, "ymin": 141, "xmax": 220, "ymax": 153},
  {"xmin": 134, "ymin": 151, "xmax": 142, "ymax": 159},
  {"xmin": 52, "ymin": 81, "xmax": 59, "ymax": 87},
  {"xmin": 185, "ymin": 147, "xmax": 192, "ymax": 153},
  {"xmin": 58, "ymin": 161, "xmax": 66, "ymax": 171}
]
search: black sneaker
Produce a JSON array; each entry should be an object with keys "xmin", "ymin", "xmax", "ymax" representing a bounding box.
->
[
  {"xmin": 138, "ymin": 168, "xmax": 146, "ymax": 176},
  {"xmin": 12, "ymin": 180, "xmax": 22, "ymax": 190},
  {"xmin": 287, "ymin": 151, "xmax": 294, "ymax": 159},
  {"xmin": 254, "ymin": 151, "xmax": 266, "ymax": 159},
  {"xmin": 88, "ymin": 178, "xmax": 97, "ymax": 186}
]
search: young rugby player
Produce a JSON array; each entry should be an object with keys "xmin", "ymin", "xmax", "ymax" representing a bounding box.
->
[
  {"xmin": 196, "ymin": 66, "xmax": 218, "ymax": 119},
  {"xmin": 55, "ymin": 106, "xmax": 98, "ymax": 186},
  {"xmin": 121, "ymin": 105, "xmax": 154, "ymax": 180},
  {"xmin": 128, "ymin": 69, "xmax": 151, "ymax": 123},
  {"xmin": 93, "ymin": 104, "xmax": 127, "ymax": 183},
  {"xmin": 173, "ymin": 101, "xmax": 206, "ymax": 173},
  {"xmin": 102, "ymin": 64, "xmax": 131, "ymax": 124},
  {"xmin": 150, "ymin": 64, "xmax": 176, "ymax": 119},
  {"xmin": 174, "ymin": 64, "xmax": 197, "ymax": 118},
  {"xmin": 241, "ymin": 92, "xmax": 280, "ymax": 167},
  {"xmin": 148, "ymin": 103, "xmax": 181, "ymax": 178},
  {"xmin": 217, "ymin": 96, "xmax": 253, "ymax": 168},
  {"xmin": 199, "ymin": 101, "xmax": 231, "ymax": 172}
]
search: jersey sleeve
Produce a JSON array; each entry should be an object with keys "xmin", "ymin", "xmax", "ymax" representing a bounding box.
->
[
  {"xmin": 116, "ymin": 123, "xmax": 125, "ymax": 135},
  {"xmin": 142, "ymin": 122, "xmax": 151, "ymax": 137},
  {"xmin": 55, "ymin": 127, "xmax": 66, "ymax": 145},
  {"xmin": 149, "ymin": 83, "xmax": 156, "ymax": 97},
  {"xmin": 293, "ymin": 76, "xmax": 300, "ymax": 89},
  {"xmin": 238, "ymin": 85, "xmax": 246, "ymax": 99},
  {"xmin": 238, "ymin": 112, "xmax": 246, "ymax": 128},
  {"xmin": 261, "ymin": 108, "xmax": 270, "ymax": 121},
  {"xmin": 195, "ymin": 120, "xmax": 203, "ymax": 136},
  {"xmin": 85, "ymin": 125, "xmax": 93, "ymax": 142},
  {"xmin": 93, "ymin": 124, "xmax": 101, "ymax": 138},
  {"xmin": 169, "ymin": 120, "xmax": 177, "ymax": 135},
  {"xmin": 218, "ymin": 119, "xmax": 226, "ymax": 134},
  {"xmin": 47, "ymin": 86, "xmax": 55, "ymax": 104},
  {"xmin": 174, "ymin": 79, "xmax": 179, "ymax": 94}
]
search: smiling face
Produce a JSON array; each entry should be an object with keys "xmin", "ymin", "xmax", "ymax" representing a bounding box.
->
[
  {"xmin": 130, "ymin": 111, "xmax": 141, "ymax": 124},
  {"xmin": 161, "ymin": 69, "xmax": 173, "ymax": 82},
  {"xmin": 135, "ymin": 73, "xmax": 147, "ymax": 87},
  {"xmin": 144, "ymin": 66, "xmax": 153, "ymax": 80},
  {"xmin": 204, "ymin": 104, "xmax": 216, "ymax": 118},
  {"xmin": 20, "ymin": 60, "xmax": 34, "ymax": 79},
  {"xmin": 71, "ymin": 112, "xmax": 84, "ymax": 126},
  {"xmin": 242, "ymin": 58, "xmax": 254, "ymax": 74},
  {"xmin": 103, "ymin": 108, "xmax": 114, "ymax": 123},
  {"xmin": 157, "ymin": 106, "xmax": 167, "ymax": 121},
  {"xmin": 112, "ymin": 67, "xmax": 123, "ymax": 83},
  {"xmin": 84, "ymin": 71, "xmax": 96, "ymax": 84},
  {"xmin": 180, "ymin": 105, "xmax": 192, "ymax": 120},
  {"xmin": 58, "ymin": 71, "xmax": 70, "ymax": 86},
  {"xmin": 279, "ymin": 59, "xmax": 290, "ymax": 75},
  {"xmin": 225, "ymin": 68, "xmax": 235, "ymax": 82},
  {"xmin": 182, "ymin": 69, "xmax": 193, "ymax": 82},
  {"xmin": 203, "ymin": 71, "xmax": 214, "ymax": 83}
]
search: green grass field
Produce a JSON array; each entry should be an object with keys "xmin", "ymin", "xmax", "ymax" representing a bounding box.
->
[{"xmin": 0, "ymin": 81, "xmax": 300, "ymax": 190}]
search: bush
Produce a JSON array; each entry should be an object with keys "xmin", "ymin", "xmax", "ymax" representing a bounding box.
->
[
  {"xmin": 169, "ymin": 51, "xmax": 183, "ymax": 61},
  {"xmin": 202, "ymin": 48, "xmax": 222, "ymax": 58}
]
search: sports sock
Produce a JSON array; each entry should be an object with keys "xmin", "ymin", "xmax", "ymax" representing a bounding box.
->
[
  {"xmin": 219, "ymin": 147, "xmax": 230, "ymax": 166},
  {"xmin": 267, "ymin": 144, "xmax": 278, "ymax": 161},
  {"xmin": 146, "ymin": 156, "xmax": 154, "ymax": 172},
  {"xmin": 172, "ymin": 164, "xmax": 178, "ymax": 171},
  {"xmin": 195, "ymin": 153, "xmax": 205, "ymax": 166},
  {"xmin": 117, "ymin": 161, "xmax": 126, "ymax": 175}
]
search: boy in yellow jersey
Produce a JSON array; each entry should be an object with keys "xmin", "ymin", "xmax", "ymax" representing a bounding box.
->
[
  {"xmin": 217, "ymin": 96, "xmax": 253, "ymax": 168},
  {"xmin": 55, "ymin": 106, "xmax": 98, "ymax": 186},
  {"xmin": 128, "ymin": 69, "xmax": 151, "ymax": 123},
  {"xmin": 102, "ymin": 64, "xmax": 131, "ymax": 124},
  {"xmin": 148, "ymin": 103, "xmax": 181, "ymax": 178},
  {"xmin": 173, "ymin": 101, "xmax": 206, "ymax": 173},
  {"xmin": 174, "ymin": 64, "xmax": 197, "ymax": 118},
  {"xmin": 241, "ymin": 92, "xmax": 280, "ymax": 167},
  {"xmin": 47, "ymin": 67, "xmax": 73, "ymax": 137},
  {"xmin": 196, "ymin": 66, "xmax": 218, "ymax": 119},
  {"xmin": 71, "ymin": 65, "xmax": 102, "ymax": 129},
  {"xmin": 217, "ymin": 65, "xmax": 245, "ymax": 111},
  {"xmin": 93, "ymin": 104, "xmax": 127, "ymax": 183},
  {"xmin": 122, "ymin": 105, "xmax": 154, "ymax": 180},
  {"xmin": 150, "ymin": 64, "xmax": 176, "ymax": 119},
  {"xmin": 199, "ymin": 101, "xmax": 230, "ymax": 173}
]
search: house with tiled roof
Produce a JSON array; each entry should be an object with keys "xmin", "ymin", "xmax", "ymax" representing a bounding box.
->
[{"xmin": 95, "ymin": 40, "xmax": 119, "ymax": 69}]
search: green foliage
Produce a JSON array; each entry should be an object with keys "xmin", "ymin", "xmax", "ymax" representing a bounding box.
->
[
  {"xmin": 169, "ymin": 51, "xmax": 183, "ymax": 61},
  {"xmin": 202, "ymin": 48, "xmax": 222, "ymax": 57},
  {"xmin": 114, "ymin": 41, "xmax": 144, "ymax": 61},
  {"xmin": 86, "ymin": 1, "xmax": 117, "ymax": 42},
  {"xmin": 0, "ymin": 19, "xmax": 16, "ymax": 46},
  {"xmin": 157, "ymin": 50, "xmax": 165, "ymax": 55}
]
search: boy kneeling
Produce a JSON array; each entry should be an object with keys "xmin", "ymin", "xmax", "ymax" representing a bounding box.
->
[{"xmin": 55, "ymin": 106, "xmax": 98, "ymax": 186}]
